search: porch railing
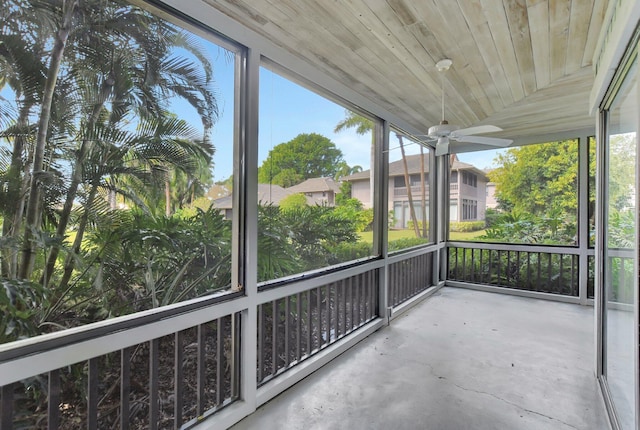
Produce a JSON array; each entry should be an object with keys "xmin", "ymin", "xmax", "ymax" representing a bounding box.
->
[
  {"xmin": 388, "ymin": 250, "xmax": 434, "ymax": 307},
  {"xmin": 0, "ymin": 242, "xmax": 440, "ymax": 429},
  {"xmin": 448, "ymin": 243, "xmax": 582, "ymax": 297},
  {"xmin": 257, "ymin": 269, "xmax": 379, "ymax": 386},
  {"xmin": 0, "ymin": 296, "xmax": 242, "ymax": 430}
]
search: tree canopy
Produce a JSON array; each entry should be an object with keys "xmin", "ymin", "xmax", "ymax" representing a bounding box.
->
[
  {"xmin": 489, "ymin": 140, "xmax": 582, "ymax": 217},
  {"xmin": 258, "ymin": 133, "xmax": 344, "ymax": 187}
]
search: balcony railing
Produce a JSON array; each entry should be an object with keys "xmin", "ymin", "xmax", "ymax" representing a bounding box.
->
[
  {"xmin": 257, "ymin": 270, "xmax": 378, "ymax": 386},
  {"xmin": 0, "ymin": 300, "xmax": 241, "ymax": 429},
  {"xmin": 0, "ymin": 244, "xmax": 438, "ymax": 429},
  {"xmin": 2, "ymin": 240, "xmax": 618, "ymax": 429}
]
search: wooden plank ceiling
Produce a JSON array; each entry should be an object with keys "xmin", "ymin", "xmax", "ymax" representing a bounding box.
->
[{"xmin": 202, "ymin": 0, "xmax": 609, "ymax": 141}]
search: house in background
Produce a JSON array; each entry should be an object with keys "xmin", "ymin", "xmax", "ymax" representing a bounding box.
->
[
  {"xmin": 286, "ymin": 177, "xmax": 341, "ymax": 206},
  {"xmin": 212, "ymin": 181, "xmax": 334, "ymax": 219},
  {"xmin": 343, "ymin": 153, "xmax": 487, "ymax": 228},
  {"xmin": 448, "ymin": 155, "xmax": 489, "ymax": 222}
]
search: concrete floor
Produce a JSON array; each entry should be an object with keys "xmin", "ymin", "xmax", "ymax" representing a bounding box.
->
[{"xmin": 231, "ymin": 287, "xmax": 610, "ymax": 430}]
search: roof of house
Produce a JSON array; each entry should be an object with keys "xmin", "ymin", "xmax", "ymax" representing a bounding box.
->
[
  {"xmin": 343, "ymin": 154, "xmax": 487, "ymax": 182},
  {"xmin": 287, "ymin": 177, "xmax": 340, "ymax": 194},
  {"xmin": 212, "ymin": 184, "xmax": 322, "ymax": 209}
]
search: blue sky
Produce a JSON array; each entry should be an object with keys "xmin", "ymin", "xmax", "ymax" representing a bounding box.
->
[
  {"xmin": 0, "ymin": 41, "xmax": 503, "ymax": 183},
  {"xmin": 205, "ymin": 48, "xmax": 503, "ymax": 182}
]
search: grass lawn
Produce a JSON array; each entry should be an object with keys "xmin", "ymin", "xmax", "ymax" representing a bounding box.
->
[{"xmin": 358, "ymin": 229, "xmax": 486, "ymax": 243}]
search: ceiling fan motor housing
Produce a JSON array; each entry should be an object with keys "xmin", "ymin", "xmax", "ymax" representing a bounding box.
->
[{"xmin": 428, "ymin": 120, "xmax": 460, "ymax": 138}]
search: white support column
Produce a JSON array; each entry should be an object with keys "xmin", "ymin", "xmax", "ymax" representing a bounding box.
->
[
  {"xmin": 594, "ymin": 111, "xmax": 606, "ymax": 379},
  {"xmin": 237, "ymin": 46, "xmax": 260, "ymax": 412},
  {"xmin": 436, "ymin": 155, "xmax": 450, "ymax": 281},
  {"xmin": 377, "ymin": 120, "xmax": 390, "ymax": 322},
  {"xmin": 578, "ymin": 133, "xmax": 591, "ymax": 305}
]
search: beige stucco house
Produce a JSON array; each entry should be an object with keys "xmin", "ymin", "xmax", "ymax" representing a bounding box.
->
[{"xmin": 343, "ymin": 153, "xmax": 487, "ymax": 228}]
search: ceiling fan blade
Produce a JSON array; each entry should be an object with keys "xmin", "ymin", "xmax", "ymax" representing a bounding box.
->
[
  {"xmin": 453, "ymin": 135, "xmax": 513, "ymax": 147},
  {"xmin": 434, "ymin": 137, "xmax": 450, "ymax": 156},
  {"xmin": 452, "ymin": 125, "xmax": 502, "ymax": 137}
]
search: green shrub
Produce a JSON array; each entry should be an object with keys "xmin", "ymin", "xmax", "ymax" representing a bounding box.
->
[
  {"xmin": 388, "ymin": 237, "xmax": 430, "ymax": 252},
  {"xmin": 326, "ymin": 241, "xmax": 373, "ymax": 264},
  {"xmin": 407, "ymin": 220, "xmax": 430, "ymax": 231},
  {"xmin": 450, "ymin": 221, "xmax": 485, "ymax": 232}
]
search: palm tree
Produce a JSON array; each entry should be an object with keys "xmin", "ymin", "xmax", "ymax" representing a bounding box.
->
[
  {"xmin": 54, "ymin": 116, "xmax": 211, "ymax": 291},
  {"xmin": 24, "ymin": 0, "xmax": 219, "ymax": 284},
  {"xmin": 334, "ymin": 111, "xmax": 374, "ymax": 206},
  {"xmin": 395, "ymin": 133, "xmax": 420, "ymax": 237}
]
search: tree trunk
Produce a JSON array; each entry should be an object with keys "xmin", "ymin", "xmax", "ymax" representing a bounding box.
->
[
  {"xmin": 57, "ymin": 182, "xmax": 99, "ymax": 291},
  {"xmin": 43, "ymin": 94, "xmax": 109, "ymax": 285},
  {"xmin": 397, "ymin": 134, "xmax": 420, "ymax": 238},
  {"xmin": 20, "ymin": 1, "xmax": 78, "ymax": 280},
  {"xmin": 1, "ymin": 104, "xmax": 31, "ymax": 278},
  {"xmin": 165, "ymin": 178, "xmax": 171, "ymax": 217}
]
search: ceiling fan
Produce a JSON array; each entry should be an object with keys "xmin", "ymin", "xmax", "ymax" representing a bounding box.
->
[{"xmin": 424, "ymin": 59, "xmax": 513, "ymax": 156}]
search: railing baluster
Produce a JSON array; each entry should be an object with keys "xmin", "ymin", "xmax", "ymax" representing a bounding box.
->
[
  {"xmin": 527, "ymin": 252, "xmax": 532, "ymax": 289},
  {"xmin": 559, "ymin": 254, "xmax": 564, "ymax": 293},
  {"xmin": 341, "ymin": 278, "xmax": 347, "ymax": 335},
  {"xmin": 333, "ymin": 282, "xmax": 339, "ymax": 338},
  {"xmin": 470, "ymin": 248, "xmax": 475, "ymax": 282},
  {"xmin": 325, "ymin": 285, "xmax": 331, "ymax": 344},
  {"xmin": 479, "ymin": 249, "xmax": 484, "ymax": 283},
  {"xmin": 572, "ymin": 255, "xmax": 577, "ymax": 296},
  {"xmin": 285, "ymin": 296, "xmax": 291, "ymax": 366},
  {"xmin": 120, "ymin": 347, "xmax": 131, "ymax": 430},
  {"xmin": 547, "ymin": 253, "xmax": 553, "ymax": 292},
  {"xmin": 257, "ymin": 304, "xmax": 264, "ymax": 383},
  {"xmin": 216, "ymin": 318, "xmax": 223, "ymax": 405},
  {"xmin": 149, "ymin": 338, "xmax": 159, "ymax": 430},
  {"xmin": 316, "ymin": 288, "xmax": 322, "ymax": 349},
  {"xmin": 307, "ymin": 290, "xmax": 312, "ymax": 354},
  {"xmin": 48, "ymin": 369, "xmax": 60, "ymax": 430},
  {"xmin": 2, "ymin": 383, "xmax": 14, "ymax": 430},
  {"xmin": 231, "ymin": 313, "xmax": 239, "ymax": 398},
  {"xmin": 272, "ymin": 300, "xmax": 278, "ymax": 375},
  {"xmin": 537, "ymin": 253, "xmax": 542, "ymax": 291},
  {"xmin": 454, "ymin": 247, "xmax": 459, "ymax": 279},
  {"xmin": 515, "ymin": 251, "xmax": 521, "ymax": 288},
  {"xmin": 88, "ymin": 358, "xmax": 98, "ymax": 430},
  {"xmin": 462, "ymin": 247, "xmax": 467, "ymax": 280},
  {"xmin": 174, "ymin": 332, "xmax": 183, "ymax": 428},
  {"xmin": 619, "ymin": 258, "xmax": 627, "ymax": 302},
  {"xmin": 507, "ymin": 251, "xmax": 511, "ymax": 287},
  {"xmin": 353, "ymin": 276, "xmax": 361, "ymax": 328},
  {"xmin": 296, "ymin": 292, "xmax": 302, "ymax": 361},
  {"xmin": 489, "ymin": 249, "xmax": 493, "ymax": 284},
  {"xmin": 197, "ymin": 324, "xmax": 206, "ymax": 415}
]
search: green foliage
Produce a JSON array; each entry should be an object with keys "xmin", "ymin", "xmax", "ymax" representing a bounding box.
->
[
  {"xmin": 407, "ymin": 220, "xmax": 430, "ymax": 232},
  {"xmin": 484, "ymin": 208, "xmax": 501, "ymax": 228},
  {"xmin": 325, "ymin": 241, "xmax": 373, "ymax": 264},
  {"xmin": 388, "ymin": 237, "xmax": 430, "ymax": 252},
  {"xmin": 490, "ymin": 140, "xmax": 579, "ymax": 217},
  {"xmin": 0, "ymin": 279, "xmax": 47, "ymax": 343},
  {"xmin": 478, "ymin": 211, "xmax": 575, "ymax": 245},
  {"xmin": 333, "ymin": 198, "xmax": 373, "ymax": 232},
  {"xmin": 279, "ymin": 193, "xmax": 308, "ymax": 212},
  {"xmin": 257, "ymin": 133, "xmax": 345, "ymax": 187},
  {"xmin": 335, "ymin": 181, "xmax": 352, "ymax": 206},
  {"xmin": 257, "ymin": 205, "xmax": 302, "ymax": 282},
  {"xmin": 608, "ymin": 210, "xmax": 635, "ymax": 248},
  {"xmin": 450, "ymin": 221, "xmax": 485, "ymax": 232}
]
